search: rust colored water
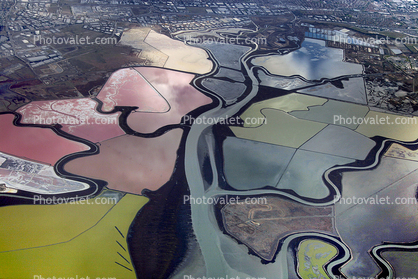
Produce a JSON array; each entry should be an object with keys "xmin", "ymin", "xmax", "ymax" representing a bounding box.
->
[{"xmin": 0, "ymin": 114, "xmax": 89, "ymax": 165}]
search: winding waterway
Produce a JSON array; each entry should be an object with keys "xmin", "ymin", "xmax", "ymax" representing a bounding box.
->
[
  {"xmin": 182, "ymin": 35, "xmax": 351, "ymax": 278},
  {"xmin": 183, "ymin": 34, "xmax": 418, "ymax": 278},
  {"xmin": 183, "ymin": 37, "xmax": 350, "ymax": 278},
  {"xmin": 184, "ymin": 39, "xmax": 260, "ymax": 277}
]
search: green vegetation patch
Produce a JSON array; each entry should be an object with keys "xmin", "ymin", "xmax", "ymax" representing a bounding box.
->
[{"xmin": 297, "ymin": 239, "xmax": 338, "ymax": 279}]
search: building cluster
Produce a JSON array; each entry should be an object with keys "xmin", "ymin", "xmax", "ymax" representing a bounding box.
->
[
  {"xmin": 8, "ymin": 2, "xmax": 73, "ymax": 32},
  {"xmin": 159, "ymin": 15, "xmax": 253, "ymax": 32},
  {"xmin": 18, "ymin": 46, "xmax": 63, "ymax": 68},
  {"xmin": 82, "ymin": 21, "xmax": 124, "ymax": 36},
  {"xmin": 1, "ymin": 0, "xmax": 418, "ymax": 68}
]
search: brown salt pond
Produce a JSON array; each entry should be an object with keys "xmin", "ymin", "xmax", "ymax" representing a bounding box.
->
[
  {"xmin": 17, "ymin": 98, "xmax": 125, "ymax": 143},
  {"xmin": 97, "ymin": 67, "xmax": 170, "ymax": 113},
  {"xmin": 64, "ymin": 129, "xmax": 183, "ymax": 194},
  {"xmin": 0, "ymin": 114, "xmax": 89, "ymax": 165}
]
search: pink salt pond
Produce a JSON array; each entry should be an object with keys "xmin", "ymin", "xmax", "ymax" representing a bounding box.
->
[
  {"xmin": 97, "ymin": 67, "xmax": 212, "ymax": 133},
  {"xmin": 17, "ymin": 98, "xmax": 125, "ymax": 143},
  {"xmin": 97, "ymin": 67, "xmax": 170, "ymax": 113},
  {"xmin": 64, "ymin": 129, "xmax": 183, "ymax": 194},
  {"xmin": 0, "ymin": 114, "xmax": 89, "ymax": 165}
]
